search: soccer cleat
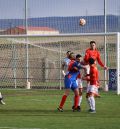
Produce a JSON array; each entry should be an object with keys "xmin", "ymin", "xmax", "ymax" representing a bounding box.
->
[
  {"xmin": 72, "ymin": 107, "xmax": 78, "ymax": 112},
  {"xmin": 77, "ymin": 106, "xmax": 81, "ymax": 112},
  {"xmin": 57, "ymin": 107, "xmax": 63, "ymax": 112},
  {"xmin": 0, "ymin": 100, "xmax": 5, "ymax": 105},
  {"xmin": 72, "ymin": 106, "xmax": 74, "ymax": 110},
  {"xmin": 72, "ymin": 108, "xmax": 77, "ymax": 112},
  {"xmin": 72, "ymin": 106, "xmax": 81, "ymax": 112},
  {"xmin": 88, "ymin": 109, "xmax": 96, "ymax": 113}
]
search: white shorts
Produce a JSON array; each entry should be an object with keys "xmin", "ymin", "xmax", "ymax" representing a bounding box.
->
[
  {"xmin": 86, "ymin": 85, "xmax": 98, "ymax": 96},
  {"xmin": 76, "ymin": 78, "xmax": 83, "ymax": 89}
]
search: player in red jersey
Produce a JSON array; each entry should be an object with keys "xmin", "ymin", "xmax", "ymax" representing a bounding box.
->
[
  {"xmin": 84, "ymin": 40, "xmax": 108, "ymax": 74},
  {"xmin": 84, "ymin": 41, "xmax": 108, "ymax": 97},
  {"xmin": 83, "ymin": 57, "xmax": 99, "ymax": 113}
]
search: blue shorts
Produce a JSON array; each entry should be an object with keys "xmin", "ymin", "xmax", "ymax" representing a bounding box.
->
[{"xmin": 64, "ymin": 76, "xmax": 78, "ymax": 91}]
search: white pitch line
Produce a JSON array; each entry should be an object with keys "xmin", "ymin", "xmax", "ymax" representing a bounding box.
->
[
  {"xmin": 0, "ymin": 127, "xmax": 47, "ymax": 129},
  {"xmin": 15, "ymin": 98, "xmax": 72, "ymax": 103}
]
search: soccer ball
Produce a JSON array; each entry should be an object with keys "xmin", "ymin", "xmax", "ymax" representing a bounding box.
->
[{"xmin": 79, "ymin": 18, "xmax": 86, "ymax": 26}]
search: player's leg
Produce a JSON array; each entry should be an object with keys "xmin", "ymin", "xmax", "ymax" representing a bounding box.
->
[
  {"xmin": 77, "ymin": 88, "xmax": 82, "ymax": 111},
  {"xmin": 0, "ymin": 92, "xmax": 5, "ymax": 105},
  {"xmin": 78, "ymin": 78, "xmax": 83, "ymax": 110},
  {"xmin": 86, "ymin": 84, "xmax": 96, "ymax": 112},
  {"xmin": 57, "ymin": 77, "xmax": 71, "ymax": 112},
  {"xmin": 58, "ymin": 89, "xmax": 70, "ymax": 112},
  {"xmin": 73, "ymin": 89, "xmax": 79, "ymax": 111},
  {"xmin": 86, "ymin": 85, "xmax": 92, "ymax": 111},
  {"xmin": 71, "ymin": 81, "xmax": 79, "ymax": 111},
  {"xmin": 72, "ymin": 78, "xmax": 83, "ymax": 111},
  {"xmin": 88, "ymin": 93, "xmax": 96, "ymax": 113},
  {"xmin": 87, "ymin": 85, "xmax": 98, "ymax": 113}
]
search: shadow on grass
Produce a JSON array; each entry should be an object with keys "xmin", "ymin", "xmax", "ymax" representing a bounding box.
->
[
  {"xmin": 0, "ymin": 108, "xmax": 89, "ymax": 117},
  {"xmin": 0, "ymin": 109, "xmax": 120, "ymax": 118}
]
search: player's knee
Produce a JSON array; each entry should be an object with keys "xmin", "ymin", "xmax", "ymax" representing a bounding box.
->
[
  {"xmin": 64, "ymin": 93, "xmax": 69, "ymax": 96},
  {"xmin": 74, "ymin": 91, "xmax": 79, "ymax": 96},
  {"xmin": 64, "ymin": 92, "xmax": 69, "ymax": 96}
]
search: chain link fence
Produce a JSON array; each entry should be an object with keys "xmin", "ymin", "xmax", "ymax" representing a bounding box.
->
[{"xmin": 0, "ymin": 33, "xmax": 118, "ymax": 89}]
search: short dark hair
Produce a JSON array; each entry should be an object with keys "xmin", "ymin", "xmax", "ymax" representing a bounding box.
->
[
  {"xmin": 69, "ymin": 52, "xmax": 75, "ymax": 59},
  {"xmin": 76, "ymin": 54, "xmax": 82, "ymax": 59},
  {"xmin": 90, "ymin": 41, "xmax": 96, "ymax": 45},
  {"xmin": 66, "ymin": 51, "xmax": 71, "ymax": 54},
  {"xmin": 89, "ymin": 57, "xmax": 95, "ymax": 65}
]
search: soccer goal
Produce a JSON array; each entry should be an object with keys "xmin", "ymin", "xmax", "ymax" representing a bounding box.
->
[{"xmin": 0, "ymin": 33, "xmax": 119, "ymax": 94}]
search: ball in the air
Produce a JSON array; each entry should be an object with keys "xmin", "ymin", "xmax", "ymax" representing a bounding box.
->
[{"xmin": 79, "ymin": 18, "xmax": 86, "ymax": 26}]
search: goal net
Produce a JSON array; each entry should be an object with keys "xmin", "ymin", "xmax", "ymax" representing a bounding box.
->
[{"xmin": 0, "ymin": 33, "xmax": 119, "ymax": 94}]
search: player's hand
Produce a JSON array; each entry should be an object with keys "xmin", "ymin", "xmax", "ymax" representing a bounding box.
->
[
  {"xmin": 82, "ymin": 76, "xmax": 90, "ymax": 80},
  {"xmin": 96, "ymin": 94, "xmax": 101, "ymax": 98},
  {"xmin": 82, "ymin": 77, "xmax": 86, "ymax": 80},
  {"xmin": 62, "ymin": 70, "xmax": 66, "ymax": 77},
  {"xmin": 104, "ymin": 66, "xmax": 109, "ymax": 70}
]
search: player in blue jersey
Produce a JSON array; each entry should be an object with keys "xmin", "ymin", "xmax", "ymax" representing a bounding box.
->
[
  {"xmin": 72, "ymin": 55, "xmax": 86, "ymax": 111},
  {"xmin": 57, "ymin": 54, "xmax": 84, "ymax": 112}
]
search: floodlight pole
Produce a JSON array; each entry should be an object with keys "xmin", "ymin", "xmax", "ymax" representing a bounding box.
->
[{"xmin": 104, "ymin": 0, "xmax": 108, "ymax": 90}]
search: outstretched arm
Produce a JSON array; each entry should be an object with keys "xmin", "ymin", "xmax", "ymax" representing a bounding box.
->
[{"xmin": 97, "ymin": 52, "xmax": 108, "ymax": 70}]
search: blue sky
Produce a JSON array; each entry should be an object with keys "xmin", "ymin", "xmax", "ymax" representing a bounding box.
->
[{"xmin": 0, "ymin": 0, "xmax": 120, "ymax": 19}]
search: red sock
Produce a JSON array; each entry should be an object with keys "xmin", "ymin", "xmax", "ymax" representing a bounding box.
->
[
  {"xmin": 59, "ymin": 95, "xmax": 67, "ymax": 108},
  {"xmin": 74, "ymin": 95, "xmax": 79, "ymax": 109}
]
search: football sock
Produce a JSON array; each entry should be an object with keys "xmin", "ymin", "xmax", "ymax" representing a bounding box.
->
[
  {"xmin": 74, "ymin": 95, "xmax": 79, "ymax": 108},
  {"xmin": 87, "ymin": 97, "xmax": 92, "ymax": 109},
  {"xmin": 89, "ymin": 96, "xmax": 95, "ymax": 110},
  {"xmin": 59, "ymin": 95, "xmax": 67, "ymax": 108},
  {"xmin": 78, "ymin": 95, "xmax": 82, "ymax": 106}
]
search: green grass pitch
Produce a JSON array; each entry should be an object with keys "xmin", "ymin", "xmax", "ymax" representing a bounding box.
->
[{"xmin": 0, "ymin": 89, "xmax": 120, "ymax": 129}]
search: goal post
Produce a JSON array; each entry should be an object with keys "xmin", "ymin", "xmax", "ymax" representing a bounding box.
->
[
  {"xmin": 0, "ymin": 32, "xmax": 119, "ymax": 95},
  {"xmin": 117, "ymin": 33, "xmax": 120, "ymax": 95}
]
